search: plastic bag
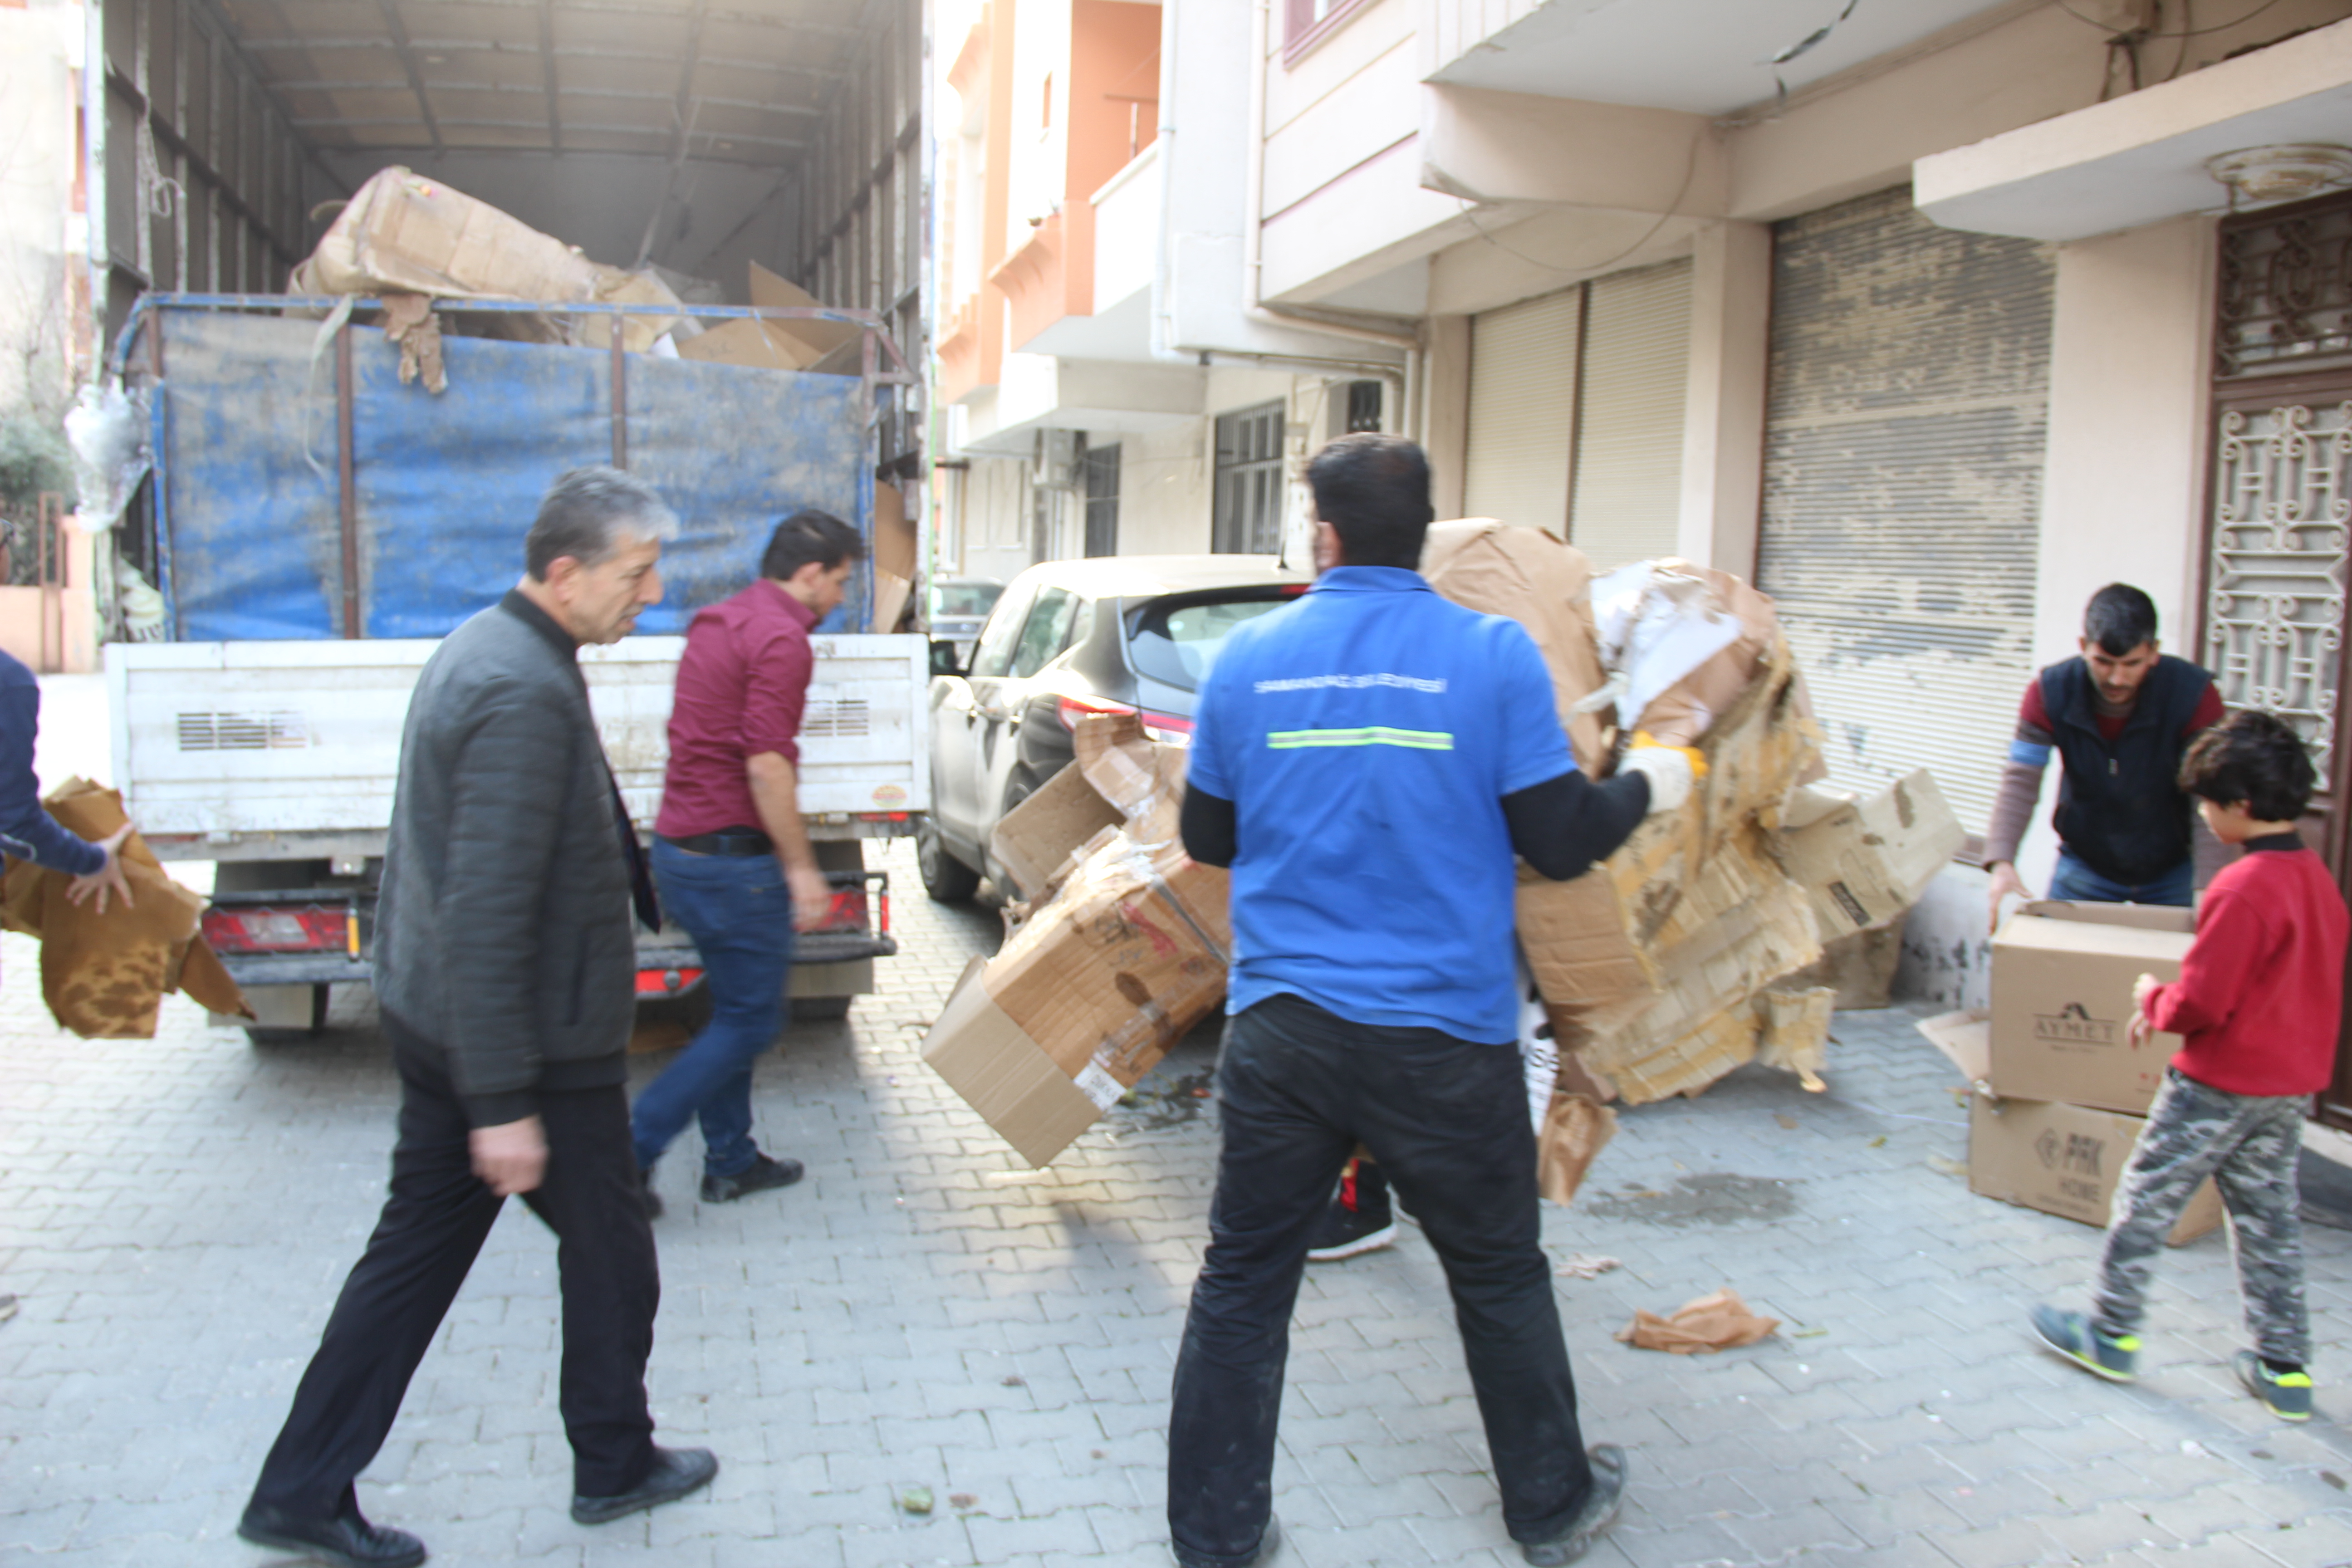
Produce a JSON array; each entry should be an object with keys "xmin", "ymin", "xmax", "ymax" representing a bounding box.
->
[
  {"xmin": 114, "ymin": 560, "xmax": 167, "ymax": 642},
  {"xmin": 63, "ymin": 384, "xmax": 151, "ymax": 531}
]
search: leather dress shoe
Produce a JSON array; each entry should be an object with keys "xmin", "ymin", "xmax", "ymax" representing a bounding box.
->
[
  {"xmin": 699, "ymin": 1153, "xmax": 802, "ymax": 1204},
  {"xmin": 571, "ymin": 1445, "xmax": 719, "ymax": 1525},
  {"xmin": 237, "ymin": 1501, "xmax": 426, "ymax": 1568}
]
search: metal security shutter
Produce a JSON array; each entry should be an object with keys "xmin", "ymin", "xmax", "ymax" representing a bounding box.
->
[
  {"xmin": 1757, "ymin": 185, "xmax": 2053, "ymax": 833},
  {"xmin": 1465, "ymin": 288, "xmax": 1581, "ymax": 534},
  {"xmin": 1570, "ymin": 259, "xmax": 1692, "ymax": 571}
]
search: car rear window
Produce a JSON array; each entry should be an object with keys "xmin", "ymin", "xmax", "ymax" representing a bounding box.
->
[
  {"xmin": 1127, "ymin": 594, "xmax": 1293, "ymax": 692},
  {"xmin": 933, "ymin": 582, "xmax": 1002, "ymax": 619}
]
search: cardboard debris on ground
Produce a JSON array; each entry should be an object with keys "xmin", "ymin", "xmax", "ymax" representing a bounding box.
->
[
  {"xmin": 1554, "ymin": 1253, "xmax": 1621, "ymax": 1279},
  {"xmin": 1784, "ymin": 923, "xmax": 1904, "ymax": 1010},
  {"xmin": 1616, "ymin": 1289, "xmax": 1781, "ymax": 1354},
  {"xmin": 921, "ymin": 715, "xmax": 1227, "ymax": 1166},
  {"xmin": 0, "ymin": 779, "xmax": 250, "ymax": 1037},
  {"xmin": 1536, "ymin": 1091, "xmax": 1617, "ymax": 1205}
]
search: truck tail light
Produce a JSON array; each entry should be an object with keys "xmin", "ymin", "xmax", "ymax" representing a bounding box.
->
[
  {"xmin": 635, "ymin": 966, "xmax": 705, "ymax": 996},
  {"xmin": 818, "ymin": 886, "xmax": 869, "ymax": 934},
  {"xmin": 202, "ymin": 906, "xmax": 351, "ymax": 954}
]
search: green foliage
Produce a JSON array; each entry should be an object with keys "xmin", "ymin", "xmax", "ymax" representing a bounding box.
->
[{"xmin": 0, "ymin": 413, "xmax": 76, "ymax": 519}]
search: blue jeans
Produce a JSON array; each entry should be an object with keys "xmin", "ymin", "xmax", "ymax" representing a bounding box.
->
[
  {"xmin": 631, "ymin": 838, "xmax": 794, "ymax": 1177},
  {"xmin": 2048, "ymin": 848, "xmax": 2193, "ymax": 907}
]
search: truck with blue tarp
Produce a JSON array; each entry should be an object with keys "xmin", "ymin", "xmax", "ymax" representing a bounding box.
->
[{"xmin": 100, "ymin": 293, "xmax": 932, "ymax": 1037}]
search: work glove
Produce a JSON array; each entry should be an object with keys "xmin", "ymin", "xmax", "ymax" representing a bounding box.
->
[{"xmin": 1619, "ymin": 732, "xmax": 1706, "ymax": 816}]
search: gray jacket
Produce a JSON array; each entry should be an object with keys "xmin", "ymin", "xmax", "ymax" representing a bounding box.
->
[{"xmin": 374, "ymin": 591, "xmax": 639, "ymax": 1125}]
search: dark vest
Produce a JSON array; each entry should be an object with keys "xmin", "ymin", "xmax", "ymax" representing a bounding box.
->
[{"xmin": 2043, "ymin": 653, "xmax": 2214, "ymax": 886}]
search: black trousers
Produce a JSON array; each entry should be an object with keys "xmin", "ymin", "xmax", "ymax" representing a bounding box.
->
[
  {"xmin": 250, "ymin": 1029, "xmax": 660, "ymax": 1517},
  {"xmin": 1167, "ymin": 994, "xmax": 1594, "ymax": 1565}
]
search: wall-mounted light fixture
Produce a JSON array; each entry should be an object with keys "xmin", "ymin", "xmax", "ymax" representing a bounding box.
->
[{"xmin": 2207, "ymin": 144, "xmax": 2352, "ymax": 208}]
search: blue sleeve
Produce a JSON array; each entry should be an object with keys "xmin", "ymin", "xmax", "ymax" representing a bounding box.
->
[
  {"xmin": 1186, "ymin": 659, "xmax": 1236, "ymax": 801},
  {"xmin": 0, "ymin": 671, "xmax": 105, "ymax": 876},
  {"xmin": 1495, "ymin": 624, "xmax": 1576, "ymax": 797}
]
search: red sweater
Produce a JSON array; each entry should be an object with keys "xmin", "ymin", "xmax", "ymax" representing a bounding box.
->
[{"xmin": 2144, "ymin": 836, "xmax": 2350, "ymax": 1097}]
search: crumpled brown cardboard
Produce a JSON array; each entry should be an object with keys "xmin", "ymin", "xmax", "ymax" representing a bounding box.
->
[
  {"xmin": 1535, "ymin": 1091, "xmax": 1616, "ymax": 1206},
  {"xmin": 1615, "ymin": 1289, "xmax": 1781, "ymax": 1354},
  {"xmin": 381, "ymin": 293, "xmax": 447, "ymax": 394},
  {"xmin": 1422, "ymin": 521, "xmax": 1611, "ymax": 775},
  {"xmin": 0, "ymin": 778, "xmax": 251, "ymax": 1037}
]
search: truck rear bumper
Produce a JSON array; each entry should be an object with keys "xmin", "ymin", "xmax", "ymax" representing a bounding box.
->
[{"xmin": 217, "ymin": 954, "xmax": 376, "ymax": 986}]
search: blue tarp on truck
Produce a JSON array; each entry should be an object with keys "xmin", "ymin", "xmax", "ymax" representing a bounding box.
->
[{"xmin": 149, "ymin": 309, "xmax": 872, "ymax": 641}]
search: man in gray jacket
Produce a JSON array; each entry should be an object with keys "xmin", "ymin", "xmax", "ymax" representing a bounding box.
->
[{"xmin": 240, "ymin": 469, "xmax": 715, "ymax": 1568}]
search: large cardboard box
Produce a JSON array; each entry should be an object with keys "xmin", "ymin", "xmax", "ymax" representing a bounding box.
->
[
  {"xmin": 1779, "ymin": 770, "xmax": 1966, "ymax": 938},
  {"xmin": 1968, "ymin": 1095, "xmax": 2222, "ymax": 1245},
  {"xmin": 923, "ymin": 716, "xmax": 1228, "ymax": 1165},
  {"xmin": 1990, "ymin": 902, "xmax": 2195, "ymax": 1115}
]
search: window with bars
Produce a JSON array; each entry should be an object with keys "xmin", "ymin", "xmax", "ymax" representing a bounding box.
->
[
  {"xmin": 1083, "ymin": 442, "xmax": 1121, "ymax": 557},
  {"xmin": 1213, "ymin": 402, "xmax": 1286, "ymax": 555},
  {"xmin": 1345, "ymin": 380, "xmax": 1382, "ymax": 433}
]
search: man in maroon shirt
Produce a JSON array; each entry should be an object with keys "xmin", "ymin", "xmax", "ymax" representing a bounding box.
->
[
  {"xmin": 2033, "ymin": 710, "xmax": 2349, "ymax": 1420},
  {"xmin": 1984, "ymin": 584, "xmax": 2224, "ymax": 928},
  {"xmin": 632, "ymin": 510, "xmax": 867, "ymax": 1215}
]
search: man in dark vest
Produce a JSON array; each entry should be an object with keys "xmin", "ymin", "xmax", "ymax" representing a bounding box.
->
[{"xmin": 1984, "ymin": 583, "xmax": 2224, "ymax": 927}]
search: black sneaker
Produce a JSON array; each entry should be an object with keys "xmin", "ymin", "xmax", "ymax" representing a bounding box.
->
[
  {"xmin": 2031, "ymin": 1305, "xmax": 2138, "ymax": 1382},
  {"xmin": 1174, "ymin": 1513, "xmax": 1281, "ymax": 1568},
  {"xmin": 1521, "ymin": 1446, "xmax": 1627, "ymax": 1566},
  {"xmin": 700, "ymin": 1153, "xmax": 804, "ymax": 1204},
  {"xmin": 1307, "ymin": 1163, "xmax": 1395, "ymax": 1262},
  {"xmin": 571, "ymin": 1445, "xmax": 719, "ymax": 1525},
  {"xmin": 639, "ymin": 1170, "xmax": 664, "ymax": 1220},
  {"xmin": 237, "ymin": 1501, "xmax": 426, "ymax": 1568},
  {"xmin": 2236, "ymin": 1350, "xmax": 2315, "ymax": 1421}
]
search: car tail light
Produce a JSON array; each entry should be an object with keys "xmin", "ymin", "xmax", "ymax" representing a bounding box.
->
[
  {"xmin": 636, "ymin": 966, "xmax": 705, "ymax": 995},
  {"xmin": 202, "ymin": 906, "xmax": 350, "ymax": 954},
  {"xmin": 1057, "ymin": 694, "xmax": 1137, "ymax": 731},
  {"xmin": 1139, "ymin": 710, "xmax": 1193, "ymax": 742}
]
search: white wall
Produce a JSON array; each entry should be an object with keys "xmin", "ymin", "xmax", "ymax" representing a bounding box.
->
[
  {"xmin": 0, "ymin": 4, "xmax": 82, "ymax": 418},
  {"xmin": 1100, "ymin": 420, "xmax": 1210, "ymax": 555},
  {"xmin": 2007, "ymin": 213, "xmax": 2217, "ymax": 896}
]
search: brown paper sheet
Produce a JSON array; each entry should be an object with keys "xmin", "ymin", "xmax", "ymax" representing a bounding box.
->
[
  {"xmin": 0, "ymin": 778, "xmax": 251, "ymax": 1035},
  {"xmin": 1615, "ymin": 1289, "xmax": 1781, "ymax": 1354},
  {"xmin": 1535, "ymin": 1091, "xmax": 1616, "ymax": 1206}
]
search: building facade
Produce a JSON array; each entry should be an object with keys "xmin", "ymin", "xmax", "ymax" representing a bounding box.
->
[{"xmin": 930, "ymin": 0, "xmax": 2352, "ymax": 1035}]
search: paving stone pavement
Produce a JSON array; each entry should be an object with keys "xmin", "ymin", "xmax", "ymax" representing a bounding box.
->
[{"xmin": 10, "ymin": 676, "xmax": 2352, "ymax": 1567}]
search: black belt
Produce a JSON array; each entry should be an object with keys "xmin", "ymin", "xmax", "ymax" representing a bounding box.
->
[{"xmin": 658, "ymin": 828, "xmax": 773, "ymax": 857}]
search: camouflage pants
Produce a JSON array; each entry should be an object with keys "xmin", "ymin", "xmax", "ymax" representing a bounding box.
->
[{"xmin": 2092, "ymin": 1067, "xmax": 2311, "ymax": 1366}]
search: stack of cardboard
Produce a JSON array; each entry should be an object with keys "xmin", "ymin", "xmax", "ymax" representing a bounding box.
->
[
  {"xmin": 922, "ymin": 715, "xmax": 1229, "ymax": 1167},
  {"xmin": 1919, "ymin": 903, "xmax": 2220, "ymax": 1245},
  {"xmin": 294, "ymin": 167, "xmax": 689, "ymax": 353},
  {"xmin": 1426, "ymin": 523, "xmax": 1964, "ymax": 1108}
]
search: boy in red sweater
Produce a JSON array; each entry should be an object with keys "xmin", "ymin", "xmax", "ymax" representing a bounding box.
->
[{"xmin": 2034, "ymin": 709, "xmax": 2349, "ymax": 1420}]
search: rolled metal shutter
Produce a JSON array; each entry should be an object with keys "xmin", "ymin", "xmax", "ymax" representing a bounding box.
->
[
  {"xmin": 1464, "ymin": 288, "xmax": 1581, "ymax": 534},
  {"xmin": 1570, "ymin": 259, "xmax": 1692, "ymax": 571},
  {"xmin": 1757, "ymin": 186, "xmax": 2054, "ymax": 834}
]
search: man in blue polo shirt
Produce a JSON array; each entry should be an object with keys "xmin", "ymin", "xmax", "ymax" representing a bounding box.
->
[{"xmin": 1164, "ymin": 434, "xmax": 1693, "ymax": 1568}]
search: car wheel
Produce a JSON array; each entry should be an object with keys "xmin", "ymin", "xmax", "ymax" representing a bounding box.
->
[{"xmin": 916, "ymin": 816, "xmax": 982, "ymax": 903}]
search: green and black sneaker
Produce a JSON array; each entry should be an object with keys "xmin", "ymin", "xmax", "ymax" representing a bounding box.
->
[
  {"xmin": 2031, "ymin": 1305, "xmax": 2139, "ymax": 1382},
  {"xmin": 2235, "ymin": 1351, "xmax": 2315, "ymax": 1421}
]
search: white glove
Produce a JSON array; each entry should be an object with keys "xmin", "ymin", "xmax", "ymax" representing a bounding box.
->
[{"xmin": 1619, "ymin": 743, "xmax": 1697, "ymax": 816}]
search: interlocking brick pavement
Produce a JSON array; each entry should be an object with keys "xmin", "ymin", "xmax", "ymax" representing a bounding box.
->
[{"xmin": 10, "ymin": 675, "xmax": 2352, "ymax": 1565}]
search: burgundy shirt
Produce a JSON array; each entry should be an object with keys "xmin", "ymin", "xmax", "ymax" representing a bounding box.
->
[
  {"xmin": 656, "ymin": 579, "xmax": 818, "ymax": 839},
  {"xmin": 2145, "ymin": 836, "xmax": 2351, "ymax": 1098}
]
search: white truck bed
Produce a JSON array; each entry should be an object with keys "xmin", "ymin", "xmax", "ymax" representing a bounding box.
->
[{"xmin": 107, "ymin": 634, "xmax": 931, "ymax": 858}]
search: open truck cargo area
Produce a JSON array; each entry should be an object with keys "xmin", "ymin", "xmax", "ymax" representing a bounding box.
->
[{"xmin": 83, "ymin": 0, "xmax": 930, "ymax": 1036}]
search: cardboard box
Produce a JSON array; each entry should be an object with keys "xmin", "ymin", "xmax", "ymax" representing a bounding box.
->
[
  {"xmin": 675, "ymin": 317, "xmax": 826, "ymax": 371},
  {"xmin": 1990, "ymin": 901, "xmax": 2194, "ymax": 1115},
  {"xmin": 874, "ymin": 481, "xmax": 917, "ymax": 583},
  {"xmin": 750, "ymin": 260, "xmax": 863, "ymax": 363},
  {"xmin": 1918, "ymin": 1007, "xmax": 1993, "ymax": 1091},
  {"xmin": 1784, "ymin": 923, "xmax": 1904, "ymax": 1010},
  {"xmin": 1968, "ymin": 1095, "xmax": 2222, "ymax": 1245},
  {"xmin": 1421, "ymin": 521, "xmax": 1610, "ymax": 775},
  {"xmin": 1779, "ymin": 769, "xmax": 1966, "ymax": 937},
  {"xmin": 924, "ymin": 716, "xmax": 1229, "ymax": 1165}
]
